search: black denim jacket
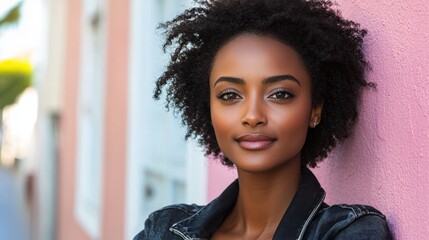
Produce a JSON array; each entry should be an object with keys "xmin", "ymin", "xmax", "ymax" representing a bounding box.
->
[{"xmin": 134, "ymin": 168, "xmax": 392, "ymax": 239}]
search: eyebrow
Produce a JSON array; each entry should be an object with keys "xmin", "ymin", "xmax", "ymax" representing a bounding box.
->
[{"xmin": 213, "ymin": 74, "xmax": 301, "ymax": 87}]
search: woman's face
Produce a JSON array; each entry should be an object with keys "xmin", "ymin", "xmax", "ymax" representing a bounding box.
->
[{"xmin": 209, "ymin": 34, "xmax": 321, "ymax": 173}]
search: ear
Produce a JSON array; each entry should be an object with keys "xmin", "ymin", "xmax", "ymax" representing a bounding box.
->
[{"xmin": 309, "ymin": 102, "xmax": 323, "ymax": 128}]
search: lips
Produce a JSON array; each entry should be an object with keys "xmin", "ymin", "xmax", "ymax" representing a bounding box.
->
[{"xmin": 236, "ymin": 133, "xmax": 276, "ymax": 151}]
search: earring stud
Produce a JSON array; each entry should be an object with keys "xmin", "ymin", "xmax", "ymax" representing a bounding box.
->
[{"xmin": 313, "ymin": 120, "xmax": 318, "ymax": 128}]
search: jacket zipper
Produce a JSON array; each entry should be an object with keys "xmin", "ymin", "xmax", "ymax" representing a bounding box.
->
[{"xmin": 297, "ymin": 192, "xmax": 326, "ymax": 240}]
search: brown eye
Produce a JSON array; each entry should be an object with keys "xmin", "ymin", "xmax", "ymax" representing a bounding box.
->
[
  {"xmin": 222, "ymin": 92, "xmax": 239, "ymax": 100},
  {"xmin": 217, "ymin": 90, "xmax": 242, "ymax": 102},
  {"xmin": 268, "ymin": 90, "xmax": 295, "ymax": 101}
]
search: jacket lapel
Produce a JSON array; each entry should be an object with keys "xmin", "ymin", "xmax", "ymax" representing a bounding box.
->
[
  {"xmin": 171, "ymin": 167, "xmax": 326, "ymax": 240},
  {"xmin": 273, "ymin": 168, "xmax": 326, "ymax": 240}
]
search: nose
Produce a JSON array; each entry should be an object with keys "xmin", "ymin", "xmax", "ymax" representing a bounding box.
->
[{"xmin": 241, "ymin": 97, "xmax": 267, "ymax": 127}]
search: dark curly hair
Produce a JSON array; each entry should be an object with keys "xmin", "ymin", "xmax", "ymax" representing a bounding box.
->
[{"xmin": 154, "ymin": 0, "xmax": 372, "ymax": 168}]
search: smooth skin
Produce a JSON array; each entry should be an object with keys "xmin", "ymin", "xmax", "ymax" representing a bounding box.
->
[{"xmin": 210, "ymin": 34, "xmax": 322, "ymax": 239}]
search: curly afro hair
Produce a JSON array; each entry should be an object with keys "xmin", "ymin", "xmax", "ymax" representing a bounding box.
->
[{"xmin": 154, "ymin": 0, "xmax": 372, "ymax": 168}]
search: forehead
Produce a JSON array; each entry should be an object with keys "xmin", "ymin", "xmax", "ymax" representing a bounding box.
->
[{"xmin": 210, "ymin": 34, "xmax": 310, "ymax": 84}]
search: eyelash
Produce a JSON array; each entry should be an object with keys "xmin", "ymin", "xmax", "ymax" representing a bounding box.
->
[
  {"xmin": 216, "ymin": 90, "xmax": 242, "ymax": 103},
  {"xmin": 268, "ymin": 89, "xmax": 295, "ymax": 101},
  {"xmin": 216, "ymin": 89, "xmax": 295, "ymax": 103}
]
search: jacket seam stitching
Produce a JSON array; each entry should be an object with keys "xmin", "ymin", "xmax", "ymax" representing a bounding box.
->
[
  {"xmin": 331, "ymin": 213, "xmax": 388, "ymax": 239},
  {"xmin": 169, "ymin": 227, "xmax": 207, "ymax": 240}
]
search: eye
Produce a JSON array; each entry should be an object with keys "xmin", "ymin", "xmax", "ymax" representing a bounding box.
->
[
  {"xmin": 216, "ymin": 90, "xmax": 242, "ymax": 103},
  {"xmin": 268, "ymin": 89, "xmax": 295, "ymax": 101}
]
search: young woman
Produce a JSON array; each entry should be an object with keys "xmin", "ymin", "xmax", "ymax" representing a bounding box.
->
[{"xmin": 135, "ymin": 0, "xmax": 392, "ymax": 239}]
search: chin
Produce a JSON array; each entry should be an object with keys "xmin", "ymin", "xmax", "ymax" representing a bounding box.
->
[
  {"xmin": 230, "ymin": 153, "xmax": 299, "ymax": 174},
  {"xmin": 235, "ymin": 162, "xmax": 276, "ymax": 173}
]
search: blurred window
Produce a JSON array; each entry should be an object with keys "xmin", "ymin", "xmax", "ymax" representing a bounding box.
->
[
  {"xmin": 75, "ymin": 0, "xmax": 106, "ymax": 238},
  {"xmin": 125, "ymin": 0, "xmax": 207, "ymax": 239}
]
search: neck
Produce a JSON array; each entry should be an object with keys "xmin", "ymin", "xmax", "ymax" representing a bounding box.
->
[{"xmin": 223, "ymin": 156, "xmax": 302, "ymax": 236}]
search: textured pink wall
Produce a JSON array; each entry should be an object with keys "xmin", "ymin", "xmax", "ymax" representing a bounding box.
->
[
  {"xmin": 207, "ymin": 0, "xmax": 429, "ymax": 239},
  {"xmin": 313, "ymin": 0, "xmax": 429, "ymax": 239}
]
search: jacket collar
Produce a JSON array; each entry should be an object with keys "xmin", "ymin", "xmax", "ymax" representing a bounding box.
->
[{"xmin": 170, "ymin": 167, "xmax": 326, "ymax": 240}]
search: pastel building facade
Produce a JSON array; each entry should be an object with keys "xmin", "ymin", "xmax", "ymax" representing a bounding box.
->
[{"xmin": 36, "ymin": 0, "xmax": 428, "ymax": 239}]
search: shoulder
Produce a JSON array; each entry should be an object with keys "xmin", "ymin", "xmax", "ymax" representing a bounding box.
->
[
  {"xmin": 150, "ymin": 203, "xmax": 203, "ymax": 219},
  {"xmin": 309, "ymin": 204, "xmax": 392, "ymax": 240},
  {"xmin": 133, "ymin": 203, "xmax": 203, "ymax": 240}
]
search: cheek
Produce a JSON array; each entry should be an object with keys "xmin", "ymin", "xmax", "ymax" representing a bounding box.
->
[
  {"xmin": 210, "ymin": 100, "xmax": 232, "ymax": 141},
  {"xmin": 271, "ymin": 103, "xmax": 311, "ymax": 138},
  {"xmin": 211, "ymin": 113, "xmax": 226, "ymax": 136}
]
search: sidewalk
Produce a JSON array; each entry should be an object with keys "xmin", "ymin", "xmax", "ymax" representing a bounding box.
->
[{"xmin": 0, "ymin": 166, "xmax": 31, "ymax": 240}]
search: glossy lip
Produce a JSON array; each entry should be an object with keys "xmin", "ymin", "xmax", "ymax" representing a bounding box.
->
[{"xmin": 235, "ymin": 133, "xmax": 276, "ymax": 151}]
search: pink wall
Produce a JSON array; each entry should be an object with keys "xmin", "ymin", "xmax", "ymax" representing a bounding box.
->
[
  {"xmin": 312, "ymin": 0, "xmax": 428, "ymax": 239},
  {"xmin": 100, "ymin": 0, "xmax": 129, "ymax": 239},
  {"xmin": 207, "ymin": 157, "xmax": 237, "ymax": 202},
  {"xmin": 57, "ymin": 0, "xmax": 90, "ymax": 239},
  {"xmin": 57, "ymin": 0, "xmax": 130, "ymax": 239},
  {"xmin": 208, "ymin": 0, "xmax": 429, "ymax": 239}
]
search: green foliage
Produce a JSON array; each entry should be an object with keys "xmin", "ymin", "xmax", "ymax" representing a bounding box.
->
[
  {"xmin": 0, "ymin": 59, "xmax": 32, "ymax": 109},
  {"xmin": 0, "ymin": 3, "xmax": 30, "ymax": 108},
  {"xmin": 0, "ymin": 3, "xmax": 22, "ymax": 27}
]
